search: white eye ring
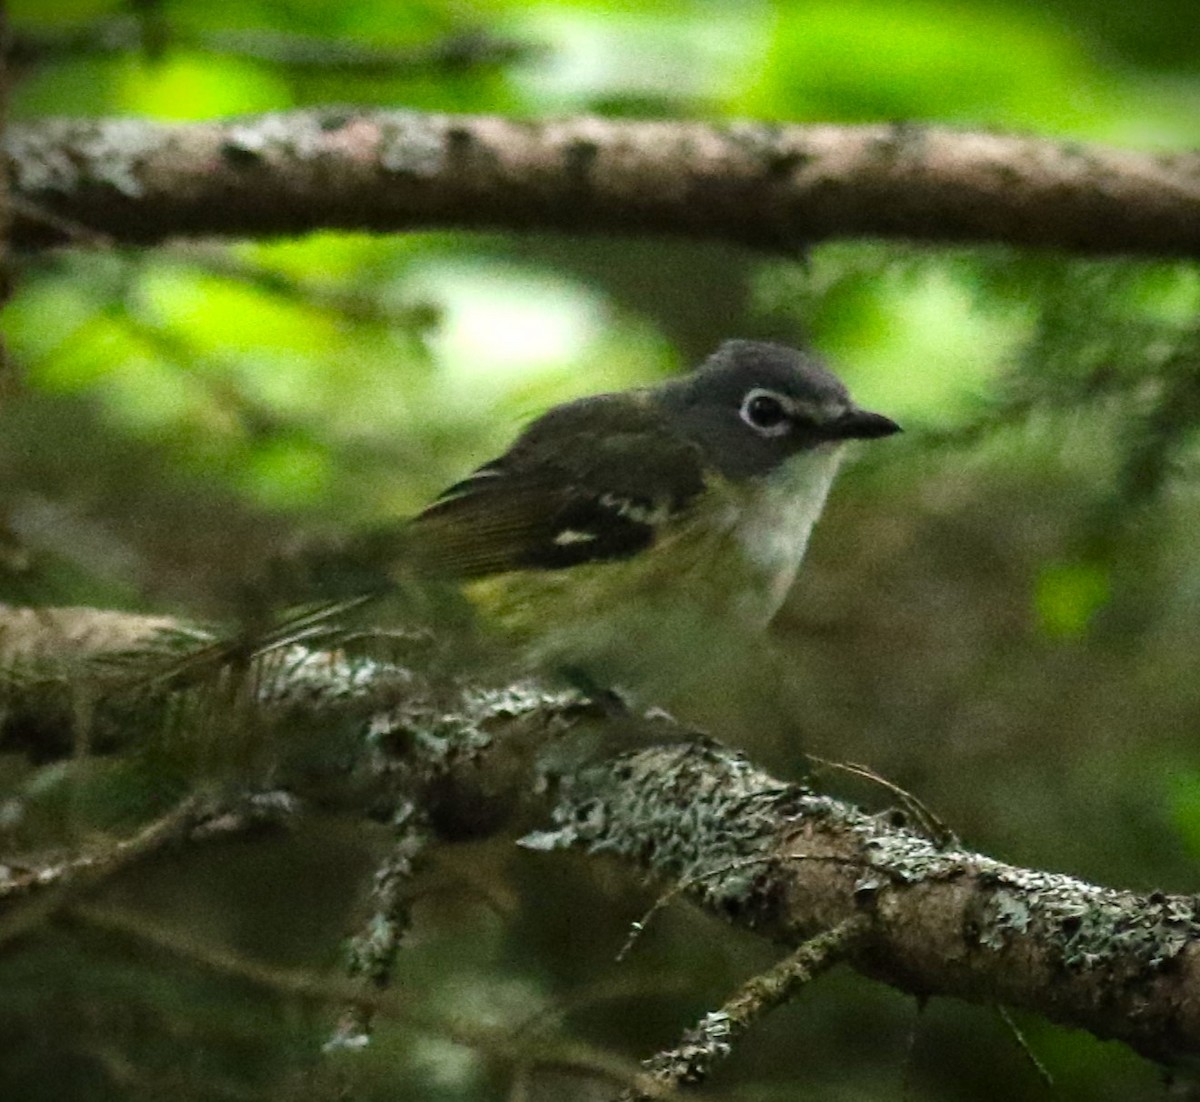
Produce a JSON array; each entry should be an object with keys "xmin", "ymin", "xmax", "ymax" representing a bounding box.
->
[{"xmin": 739, "ymin": 388, "xmax": 792, "ymax": 437}]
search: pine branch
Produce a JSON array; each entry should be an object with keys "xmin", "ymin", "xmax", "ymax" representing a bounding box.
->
[
  {"xmin": 2, "ymin": 602, "xmax": 1200, "ymax": 1069},
  {"xmin": 6, "ymin": 110, "xmax": 1199, "ymax": 255},
  {"xmin": 527, "ymin": 738, "xmax": 1200, "ymax": 1066}
]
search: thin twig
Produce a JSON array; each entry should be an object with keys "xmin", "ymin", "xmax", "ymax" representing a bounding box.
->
[
  {"xmin": 996, "ymin": 1005, "xmax": 1055, "ymax": 1087},
  {"xmin": 616, "ymin": 855, "xmax": 776, "ymax": 963},
  {"xmin": 808, "ymin": 754, "xmax": 956, "ymax": 846},
  {"xmin": 327, "ymin": 799, "xmax": 434, "ymax": 1051},
  {"xmin": 70, "ymin": 901, "xmax": 655, "ymax": 1094},
  {"xmin": 0, "ymin": 795, "xmax": 202, "ymax": 945},
  {"xmin": 7, "ymin": 194, "xmax": 114, "ymax": 247},
  {"xmin": 0, "ymin": 790, "xmax": 296, "ymax": 946},
  {"xmin": 620, "ymin": 916, "xmax": 871, "ymax": 1100},
  {"xmin": 618, "ymin": 852, "xmax": 868, "ymax": 962}
]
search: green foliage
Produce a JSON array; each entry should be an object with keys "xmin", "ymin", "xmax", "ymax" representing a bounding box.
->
[
  {"xmin": 1167, "ymin": 768, "xmax": 1200, "ymax": 859},
  {"xmin": 1034, "ymin": 559, "xmax": 1111, "ymax": 639}
]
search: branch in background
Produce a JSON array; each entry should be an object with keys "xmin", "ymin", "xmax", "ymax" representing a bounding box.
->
[
  {"xmin": 164, "ymin": 241, "xmax": 443, "ymax": 328},
  {"xmin": 3, "ymin": 601, "xmax": 1200, "ymax": 1070},
  {"xmin": 9, "ymin": 20, "xmax": 534, "ymax": 75},
  {"xmin": 68, "ymin": 901, "xmax": 651, "ymax": 1096},
  {"xmin": 0, "ymin": 790, "xmax": 297, "ymax": 946},
  {"xmin": 5, "ymin": 110, "xmax": 1199, "ymax": 256},
  {"xmin": 0, "ymin": 6, "xmax": 13, "ymax": 400},
  {"xmin": 1119, "ymin": 331, "xmax": 1200, "ymax": 505}
]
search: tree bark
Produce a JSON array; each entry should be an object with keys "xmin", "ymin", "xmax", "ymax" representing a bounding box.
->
[
  {"xmin": 7, "ymin": 110, "xmax": 1200, "ymax": 255},
  {"xmin": 2, "ymin": 602, "xmax": 1198, "ymax": 1068}
]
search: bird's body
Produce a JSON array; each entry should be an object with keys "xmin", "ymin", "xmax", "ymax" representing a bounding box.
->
[
  {"xmin": 460, "ymin": 446, "xmax": 845, "ymax": 701},
  {"xmin": 406, "ymin": 340, "xmax": 899, "ymax": 704}
]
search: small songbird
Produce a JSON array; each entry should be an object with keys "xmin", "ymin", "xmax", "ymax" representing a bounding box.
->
[{"xmin": 407, "ymin": 339, "xmax": 900, "ymax": 707}]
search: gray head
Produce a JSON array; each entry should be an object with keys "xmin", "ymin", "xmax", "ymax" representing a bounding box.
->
[{"xmin": 660, "ymin": 340, "xmax": 900, "ymax": 479}]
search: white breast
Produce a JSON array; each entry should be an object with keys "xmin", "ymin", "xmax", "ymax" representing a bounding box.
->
[{"xmin": 730, "ymin": 445, "xmax": 845, "ymax": 625}]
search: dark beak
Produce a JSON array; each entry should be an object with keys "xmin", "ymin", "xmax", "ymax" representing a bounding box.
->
[{"xmin": 827, "ymin": 408, "xmax": 902, "ymax": 441}]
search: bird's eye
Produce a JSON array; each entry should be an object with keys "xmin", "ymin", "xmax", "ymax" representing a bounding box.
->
[{"xmin": 740, "ymin": 389, "xmax": 791, "ymax": 436}]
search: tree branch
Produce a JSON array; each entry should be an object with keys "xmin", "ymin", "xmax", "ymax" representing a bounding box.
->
[
  {"xmin": 3, "ymin": 602, "xmax": 1200, "ymax": 1069},
  {"xmin": 6, "ymin": 110, "xmax": 1199, "ymax": 255},
  {"xmin": 529, "ymin": 738, "xmax": 1200, "ymax": 1066},
  {"xmin": 0, "ymin": 790, "xmax": 296, "ymax": 946},
  {"xmin": 623, "ymin": 916, "xmax": 870, "ymax": 1099}
]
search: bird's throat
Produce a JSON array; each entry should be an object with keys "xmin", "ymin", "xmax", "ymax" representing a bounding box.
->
[{"xmin": 730, "ymin": 445, "xmax": 845, "ymax": 625}]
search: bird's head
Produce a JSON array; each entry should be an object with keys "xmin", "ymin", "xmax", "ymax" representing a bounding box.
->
[{"xmin": 661, "ymin": 339, "xmax": 900, "ymax": 480}]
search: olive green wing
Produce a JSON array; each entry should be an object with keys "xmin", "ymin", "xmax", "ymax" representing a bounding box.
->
[{"xmin": 410, "ymin": 393, "xmax": 707, "ymax": 578}]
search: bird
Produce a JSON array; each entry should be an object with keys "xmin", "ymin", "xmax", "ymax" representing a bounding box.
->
[{"xmin": 403, "ymin": 339, "xmax": 900, "ymax": 709}]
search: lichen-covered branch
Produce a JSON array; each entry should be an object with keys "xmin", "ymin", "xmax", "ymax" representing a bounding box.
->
[
  {"xmin": 529, "ymin": 739, "xmax": 1200, "ymax": 1065},
  {"xmin": 7, "ymin": 110, "xmax": 1200, "ymax": 255},
  {"xmin": 328, "ymin": 797, "xmax": 435, "ymax": 1052},
  {"xmin": 0, "ymin": 790, "xmax": 297, "ymax": 946},
  {"xmin": 3, "ymin": 602, "xmax": 1200, "ymax": 1068},
  {"xmin": 622, "ymin": 916, "xmax": 870, "ymax": 1099}
]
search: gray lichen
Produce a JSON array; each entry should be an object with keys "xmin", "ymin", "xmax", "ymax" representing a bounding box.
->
[
  {"xmin": 224, "ymin": 111, "xmax": 334, "ymax": 163},
  {"xmin": 525, "ymin": 741, "xmax": 803, "ymax": 924},
  {"xmin": 8, "ymin": 118, "xmax": 164, "ymax": 197},
  {"xmin": 377, "ymin": 113, "xmax": 451, "ymax": 177}
]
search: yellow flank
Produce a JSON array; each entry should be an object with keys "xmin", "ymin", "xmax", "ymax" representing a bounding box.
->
[
  {"xmin": 463, "ymin": 513, "xmax": 748, "ymax": 698},
  {"xmin": 458, "ymin": 449, "xmax": 844, "ymax": 702}
]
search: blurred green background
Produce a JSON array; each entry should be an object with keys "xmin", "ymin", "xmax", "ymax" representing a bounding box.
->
[{"xmin": 3, "ymin": 0, "xmax": 1200, "ymax": 1099}]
